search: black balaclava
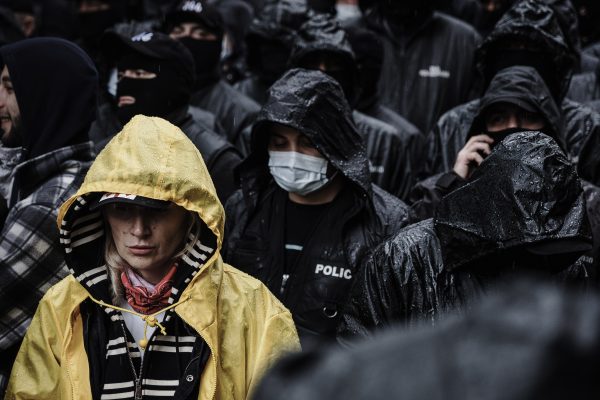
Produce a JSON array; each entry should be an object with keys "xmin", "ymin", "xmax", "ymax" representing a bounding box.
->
[
  {"xmin": 116, "ymin": 53, "xmax": 190, "ymax": 125},
  {"xmin": 0, "ymin": 37, "xmax": 98, "ymax": 160},
  {"xmin": 247, "ymin": 38, "xmax": 292, "ymax": 83},
  {"xmin": 165, "ymin": 0, "xmax": 225, "ymax": 88},
  {"xmin": 179, "ymin": 35, "xmax": 222, "ymax": 88}
]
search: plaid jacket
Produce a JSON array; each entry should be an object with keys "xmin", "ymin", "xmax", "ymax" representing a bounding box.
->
[{"xmin": 0, "ymin": 142, "xmax": 94, "ymax": 387}]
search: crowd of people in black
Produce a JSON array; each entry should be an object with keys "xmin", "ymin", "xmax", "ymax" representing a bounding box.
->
[{"xmin": 2, "ymin": 0, "xmax": 600, "ymax": 399}]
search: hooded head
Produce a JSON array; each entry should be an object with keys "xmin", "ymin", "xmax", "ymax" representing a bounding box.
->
[
  {"xmin": 245, "ymin": 0, "xmax": 308, "ymax": 83},
  {"xmin": 164, "ymin": 0, "xmax": 225, "ymax": 87},
  {"xmin": 101, "ymin": 31, "xmax": 195, "ymax": 125},
  {"xmin": 477, "ymin": 0, "xmax": 576, "ymax": 102},
  {"xmin": 345, "ymin": 25, "xmax": 383, "ymax": 111},
  {"xmin": 289, "ymin": 13, "xmax": 357, "ymax": 105},
  {"xmin": 57, "ymin": 115, "xmax": 223, "ymax": 311},
  {"xmin": 0, "ymin": 37, "xmax": 97, "ymax": 160},
  {"xmin": 435, "ymin": 131, "xmax": 591, "ymax": 272},
  {"xmin": 242, "ymin": 68, "xmax": 371, "ymax": 196},
  {"xmin": 469, "ymin": 66, "xmax": 565, "ymax": 150}
]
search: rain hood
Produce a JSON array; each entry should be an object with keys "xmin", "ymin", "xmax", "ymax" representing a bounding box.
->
[
  {"xmin": 435, "ymin": 131, "xmax": 592, "ymax": 271},
  {"xmin": 242, "ymin": 68, "xmax": 371, "ymax": 195}
]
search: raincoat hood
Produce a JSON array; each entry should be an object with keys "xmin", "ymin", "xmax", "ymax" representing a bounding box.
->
[
  {"xmin": 243, "ymin": 68, "xmax": 371, "ymax": 195},
  {"xmin": 0, "ymin": 37, "xmax": 98, "ymax": 160},
  {"xmin": 289, "ymin": 12, "xmax": 355, "ymax": 69},
  {"xmin": 56, "ymin": 115, "xmax": 224, "ymax": 305},
  {"xmin": 245, "ymin": 0, "xmax": 308, "ymax": 78},
  {"xmin": 435, "ymin": 131, "xmax": 591, "ymax": 271},
  {"xmin": 476, "ymin": 0, "xmax": 575, "ymax": 99},
  {"xmin": 469, "ymin": 66, "xmax": 565, "ymax": 150}
]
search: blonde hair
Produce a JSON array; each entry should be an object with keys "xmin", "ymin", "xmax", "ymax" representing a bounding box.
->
[{"xmin": 104, "ymin": 211, "xmax": 202, "ymax": 305}]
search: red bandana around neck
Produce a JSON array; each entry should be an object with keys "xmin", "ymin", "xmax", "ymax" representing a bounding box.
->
[{"xmin": 121, "ymin": 264, "xmax": 177, "ymax": 314}]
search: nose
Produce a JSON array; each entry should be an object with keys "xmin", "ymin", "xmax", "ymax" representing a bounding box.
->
[
  {"xmin": 130, "ymin": 212, "xmax": 152, "ymax": 237},
  {"xmin": 506, "ymin": 115, "xmax": 519, "ymax": 129}
]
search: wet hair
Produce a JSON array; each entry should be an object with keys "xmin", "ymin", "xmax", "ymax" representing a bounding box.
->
[{"xmin": 104, "ymin": 208, "xmax": 202, "ymax": 305}]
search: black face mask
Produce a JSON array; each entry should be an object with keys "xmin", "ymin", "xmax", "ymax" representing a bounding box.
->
[
  {"xmin": 485, "ymin": 49, "xmax": 561, "ymax": 101},
  {"xmin": 178, "ymin": 37, "xmax": 222, "ymax": 88},
  {"xmin": 116, "ymin": 55, "xmax": 189, "ymax": 125},
  {"xmin": 484, "ymin": 127, "xmax": 527, "ymax": 149}
]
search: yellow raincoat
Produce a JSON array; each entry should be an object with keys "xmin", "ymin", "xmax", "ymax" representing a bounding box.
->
[{"xmin": 6, "ymin": 115, "xmax": 300, "ymax": 400}]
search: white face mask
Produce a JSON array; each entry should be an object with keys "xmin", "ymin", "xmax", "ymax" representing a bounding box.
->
[{"xmin": 268, "ymin": 151, "xmax": 332, "ymax": 196}]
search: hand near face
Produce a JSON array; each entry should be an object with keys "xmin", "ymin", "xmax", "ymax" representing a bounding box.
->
[{"xmin": 453, "ymin": 134, "xmax": 494, "ymax": 179}]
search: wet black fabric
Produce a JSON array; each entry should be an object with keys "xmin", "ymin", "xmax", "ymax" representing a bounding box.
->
[
  {"xmin": 345, "ymin": 5, "xmax": 481, "ymax": 134},
  {"xmin": 413, "ymin": 66, "xmax": 566, "ymax": 221},
  {"xmin": 0, "ymin": 38, "xmax": 97, "ymax": 160},
  {"xmin": 189, "ymin": 79, "xmax": 260, "ymax": 150},
  {"xmin": 256, "ymin": 283, "xmax": 600, "ymax": 400},
  {"xmin": 425, "ymin": 1, "xmax": 600, "ymax": 177},
  {"xmin": 340, "ymin": 132, "xmax": 593, "ymax": 338},
  {"xmin": 223, "ymin": 69, "xmax": 409, "ymax": 343},
  {"xmin": 476, "ymin": 0, "xmax": 575, "ymax": 99},
  {"xmin": 289, "ymin": 14, "xmax": 419, "ymax": 199},
  {"xmin": 87, "ymin": 104, "xmax": 241, "ymax": 202},
  {"xmin": 236, "ymin": 0, "xmax": 308, "ymax": 99}
]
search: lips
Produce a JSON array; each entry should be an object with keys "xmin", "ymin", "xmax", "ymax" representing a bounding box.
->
[
  {"xmin": 118, "ymin": 96, "xmax": 136, "ymax": 107},
  {"xmin": 128, "ymin": 246, "xmax": 155, "ymax": 256}
]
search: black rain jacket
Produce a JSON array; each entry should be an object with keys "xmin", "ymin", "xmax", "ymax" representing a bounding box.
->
[
  {"xmin": 234, "ymin": 0, "xmax": 308, "ymax": 104},
  {"xmin": 289, "ymin": 13, "xmax": 420, "ymax": 200},
  {"xmin": 345, "ymin": 5, "xmax": 481, "ymax": 134},
  {"xmin": 223, "ymin": 68, "xmax": 409, "ymax": 343},
  {"xmin": 189, "ymin": 79, "xmax": 261, "ymax": 150},
  {"xmin": 425, "ymin": 0, "xmax": 599, "ymax": 177},
  {"xmin": 88, "ymin": 104, "xmax": 241, "ymax": 202},
  {"xmin": 340, "ymin": 131, "xmax": 593, "ymax": 338},
  {"xmin": 411, "ymin": 66, "xmax": 565, "ymax": 221}
]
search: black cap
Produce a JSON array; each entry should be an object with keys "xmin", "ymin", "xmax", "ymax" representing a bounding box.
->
[
  {"xmin": 483, "ymin": 97, "xmax": 538, "ymax": 113},
  {"xmin": 165, "ymin": 0, "xmax": 224, "ymax": 35},
  {"xmin": 101, "ymin": 31, "xmax": 195, "ymax": 84},
  {"xmin": 90, "ymin": 193, "xmax": 171, "ymax": 211}
]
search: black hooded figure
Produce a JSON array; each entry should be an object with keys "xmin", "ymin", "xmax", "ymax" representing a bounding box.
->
[
  {"xmin": 344, "ymin": 0, "xmax": 482, "ymax": 133},
  {"xmin": 222, "ymin": 68, "xmax": 409, "ymax": 346},
  {"xmin": 410, "ymin": 65, "xmax": 567, "ymax": 220},
  {"xmin": 164, "ymin": 0, "xmax": 261, "ymax": 150},
  {"xmin": 88, "ymin": 31, "xmax": 242, "ymax": 203},
  {"xmin": 234, "ymin": 0, "xmax": 309, "ymax": 105},
  {"xmin": 424, "ymin": 0, "xmax": 600, "ymax": 179},
  {"xmin": 339, "ymin": 130, "xmax": 594, "ymax": 339},
  {"xmin": 289, "ymin": 13, "xmax": 420, "ymax": 200},
  {"xmin": 0, "ymin": 37, "xmax": 97, "ymax": 392}
]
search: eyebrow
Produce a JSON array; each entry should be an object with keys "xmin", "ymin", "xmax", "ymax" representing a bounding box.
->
[{"xmin": 1, "ymin": 76, "xmax": 11, "ymax": 84}]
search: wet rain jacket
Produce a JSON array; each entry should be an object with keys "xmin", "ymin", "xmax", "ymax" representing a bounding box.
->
[
  {"xmin": 345, "ymin": 5, "xmax": 481, "ymax": 133},
  {"xmin": 411, "ymin": 66, "xmax": 565, "ymax": 220},
  {"xmin": 339, "ymin": 132, "xmax": 593, "ymax": 338},
  {"xmin": 289, "ymin": 13, "xmax": 419, "ymax": 200},
  {"xmin": 88, "ymin": 105, "xmax": 242, "ymax": 203},
  {"xmin": 234, "ymin": 0, "xmax": 309, "ymax": 105},
  {"xmin": 5, "ymin": 115, "xmax": 299, "ymax": 400},
  {"xmin": 189, "ymin": 80, "xmax": 261, "ymax": 150},
  {"xmin": 424, "ymin": 0, "xmax": 600, "ymax": 177},
  {"xmin": 223, "ymin": 69, "xmax": 409, "ymax": 343}
]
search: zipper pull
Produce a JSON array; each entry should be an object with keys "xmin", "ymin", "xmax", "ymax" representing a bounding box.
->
[
  {"xmin": 280, "ymin": 274, "xmax": 290, "ymax": 295},
  {"xmin": 135, "ymin": 379, "xmax": 143, "ymax": 400}
]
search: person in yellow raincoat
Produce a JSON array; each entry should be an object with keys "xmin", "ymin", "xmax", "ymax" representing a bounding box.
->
[{"xmin": 5, "ymin": 115, "xmax": 300, "ymax": 400}]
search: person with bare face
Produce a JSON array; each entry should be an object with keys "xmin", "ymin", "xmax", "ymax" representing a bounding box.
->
[{"xmin": 0, "ymin": 37, "xmax": 97, "ymax": 395}]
